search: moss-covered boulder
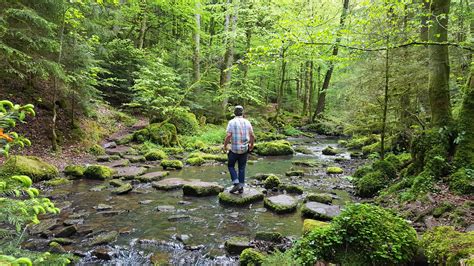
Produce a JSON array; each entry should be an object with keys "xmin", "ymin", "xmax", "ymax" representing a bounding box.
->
[
  {"xmin": 0, "ymin": 156, "xmax": 59, "ymax": 182},
  {"xmin": 301, "ymin": 202, "xmax": 341, "ymax": 221},
  {"xmin": 161, "ymin": 160, "xmax": 183, "ymax": 170},
  {"xmin": 326, "ymin": 167, "xmax": 343, "ymax": 174},
  {"xmin": 294, "ymin": 146, "xmax": 313, "ymax": 155},
  {"xmin": 64, "ymin": 165, "xmax": 85, "ymax": 178},
  {"xmin": 346, "ymin": 135, "xmax": 379, "ymax": 149},
  {"xmin": 83, "ymin": 165, "xmax": 115, "ymax": 180},
  {"xmin": 264, "ymin": 195, "xmax": 298, "ymax": 214},
  {"xmin": 186, "ymin": 156, "xmax": 205, "ymax": 166},
  {"xmin": 251, "ymin": 173, "xmax": 274, "ymax": 181},
  {"xmin": 449, "ymin": 168, "xmax": 473, "ymax": 195},
  {"xmin": 254, "ymin": 140, "xmax": 294, "ymax": 156},
  {"xmin": 292, "ymin": 160, "xmax": 318, "ymax": 167},
  {"xmin": 255, "ymin": 231, "xmax": 283, "ymax": 242},
  {"xmin": 225, "ymin": 236, "xmax": 252, "ymax": 255},
  {"xmin": 133, "ymin": 123, "xmax": 179, "ymax": 147},
  {"xmin": 114, "ymin": 166, "xmax": 147, "ymax": 180},
  {"xmin": 44, "ymin": 178, "xmax": 72, "ymax": 187},
  {"xmin": 240, "ymin": 248, "xmax": 265, "ymax": 266},
  {"xmin": 153, "ymin": 110, "xmax": 199, "ymax": 136},
  {"xmin": 263, "ymin": 175, "xmax": 281, "ymax": 189},
  {"xmin": 303, "ymin": 219, "xmax": 329, "ymax": 234},
  {"xmin": 350, "ymin": 151, "xmax": 364, "ymax": 159},
  {"xmin": 135, "ymin": 171, "xmax": 169, "ymax": 183},
  {"xmin": 182, "ymin": 181, "xmax": 224, "ymax": 196},
  {"xmin": 111, "ymin": 183, "xmax": 133, "ymax": 195},
  {"xmin": 218, "ymin": 188, "xmax": 264, "ymax": 206},
  {"xmin": 89, "ymin": 144, "xmax": 106, "ymax": 156},
  {"xmin": 278, "ymin": 184, "xmax": 304, "ymax": 194},
  {"xmin": 305, "ymin": 193, "xmax": 333, "ymax": 204},
  {"xmin": 152, "ymin": 178, "xmax": 191, "ymax": 190},
  {"xmin": 144, "ymin": 150, "xmax": 167, "ymax": 161},
  {"xmin": 285, "ymin": 170, "xmax": 305, "ymax": 177},
  {"xmin": 322, "ymin": 146, "xmax": 339, "ymax": 156}
]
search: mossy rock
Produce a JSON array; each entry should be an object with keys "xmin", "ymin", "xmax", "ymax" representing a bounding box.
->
[
  {"xmin": 225, "ymin": 236, "xmax": 252, "ymax": 255},
  {"xmin": 372, "ymin": 160, "xmax": 397, "ymax": 179},
  {"xmin": 134, "ymin": 123, "xmax": 179, "ymax": 147},
  {"xmin": 153, "ymin": 110, "xmax": 199, "ymax": 136},
  {"xmin": 292, "ymin": 160, "xmax": 318, "ymax": 167},
  {"xmin": 251, "ymin": 173, "xmax": 275, "ymax": 181},
  {"xmin": 346, "ymin": 135, "xmax": 379, "ymax": 149},
  {"xmin": 285, "ymin": 170, "xmax": 305, "ymax": 177},
  {"xmin": 449, "ymin": 168, "xmax": 474, "ymax": 195},
  {"xmin": 111, "ymin": 183, "xmax": 133, "ymax": 195},
  {"xmin": 161, "ymin": 160, "xmax": 183, "ymax": 170},
  {"xmin": 123, "ymin": 155, "xmax": 146, "ymax": 163},
  {"xmin": 263, "ymin": 175, "xmax": 281, "ymax": 189},
  {"xmin": 322, "ymin": 146, "xmax": 339, "ymax": 156},
  {"xmin": 44, "ymin": 178, "xmax": 72, "ymax": 187},
  {"xmin": 116, "ymin": 134, "xmax": 133, "ymax": 145},
  {"xmin": 144, "ymin": 150, "xmax": 168, "ymax": 161},
  {"xmin": 264, "ymin": 195, "xmax": 298, "ymax": 214},
  {"xmin": 218, "ymin": 188, "xmax": 264, "ymax": 206},
  {"xmin": 301, "ymin": 202, "xmax": 341, "ymax": 220},
  {"xmin": 355, "ymin": 171, "xmax": 386, "ymax": 197},
  {"xmin": 83, "ymin": 165, "xmax": 115, "ymax": 180},
  {"xmin": 254, "ymin": 140, "xmax": 294, "ymax": 156},
  {"xmin": 278, "ymin": 184, "xmax": 304, "ymax": 194},
  {"xmin": 303, "ymin": 219, "xmax": 329, "ymax": 234},
  {"xmin": 109, "ymin": 179, "xmax": 126, "ymax": 187},
  {"xmin": 186, "ymin": 156, "xmax": 205, "ymax": 166},
  {"xmin": 305, "ymin": 193, "xmax": 333, "ymax": 204},
  {"xmin": 89, "ymin": 231, "xmax": 119, "ymax": 246},
  {"xmin": 326, "ymin": 167, "xmax": 343, "ymax": 174},
  {"xmin": 255, "ymin": 231, "xmax": 283, "ymax": 242},
  {"xmin": 182, "ymin": 181, "xmax": 224, "ymax": 196},
  {"xmin": 135, "ymin": 171, "xmax": 169, "ymax": 183},
  {"xmin": 338, "ymin": 140, "xmax": 348, "ymax": 147},
  {"xmin": 294, "ymin": 146, "xmax": 313, "ymax": 155},
  {"xmin": 89, "ymin": 144, "xmax": 106, "ymax": 156},
  {"xmin": 0, "ymin": 156, "xmax": 59, "ymax": 182},
  {"xmin": 240, "ymin": 248, "xmax": 265, "ymax": 266},
  {"xmin": 350, "ymin": 151, "xmax": 364, "ymax": 158},
  {"xmin": 254, "ymin": 131, "xmax": 286, "ymax": 141},
  {"xmin": 64, "ymin": 165, "xmax": 85, "ymax": 178},
  {"xmin": 201, "ymin": 153, "xmax": 228, "ymax": 162},
  {"xmin": 432, "ymin": 202, "xmax": 454, "ymax": 218}
]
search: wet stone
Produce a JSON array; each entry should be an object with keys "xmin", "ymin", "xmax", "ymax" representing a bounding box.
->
[
  {"xmin": 54, "ymin": 225, "xmax": 77, "ymax": 238},
  {"xmin": 182, "ymin": 181, "xmax": 224, "ymax": 197},
  {"xmin": 111, "ymin": 183, "xmax": 133, "ymax": 195},
  {"xmin": 139, "ymin": 200, "xmax": 153, "ymax": 205},
  {"xmin": 92, "ymin": 247, "xmax": 114, "ymax": 260},
  {"xmin": 135, "ymin": 171, "xmax": 169, "ymax": 182},
  {"xmin": 285, "ymin": 170, "xmax": 305, "ymax": 177},
  {"xmin": 63, "ymin": 219, "xmax": 84, "ymax": 226},
  {"xmin": 106, "ymin": 146, "xmax": 134, "ymax": 156},
  {"xmin": 94, "ymin": 204, "xmax": 113, "ymax": 211},
  {"xmin": 301, "ymin": 202, "xmax": 341, "ymax": 221},
  {"xmin": 123, "ymin": 155, "xmax": 146, "ymax": 163},
  {"xmin": 218, "ymin": 188, "xmax": 264, "ymax": 206},
  {"xmin": 113, "ymin": 166, "xmax": 147, "ymax": 180},
  {"xmin": 89, "ymin": 231, "xmax": 119, "ymax": 246},
  {"xmin": 103, "ymin": 142, "xmax": 117, "ymax": 149},
  {"xmin": 168, "ymin": 215, "xmax": 190, "ymax": 222},
  {"xmin": 155, "ymin": 205, "xmax": 176, "ymax": 212},
  {"xmin": 106, "ymin": 159, "xmax": 130, "ymax": 168},
  {"xmin": 50, "ymin": 238, "xmax": 76, "ymax": 245},
  {"xmin": 152, "ymin": 178, "xmax": 193, "ymax": 190},
  {"xmin": 98, "ymin": 210, "xmax": 124, "ymax": 217},
  {"xmin": 109, "ymin": 179, "xmax": 126, "ymax": 187},
  {"xmin": 90, "ymin": 184, "xmax": 108, "ymax": 192},
  {"xmin": 29, "ymin": 218, "xmax": 59, "ymax": 235},
  {"xmin": 264, "ymin": 195, "xmax": 298, "ymax": 214},
  {"xmin": 224, "ymin": 236, "xmax": 252, "ymax": 255}
]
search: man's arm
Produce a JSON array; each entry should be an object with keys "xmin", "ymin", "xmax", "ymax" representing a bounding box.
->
[
  {"xmin": 223, "ymin": 132, "xmax": 232, "ymax": 152},
  {"xmin": 248, "ymin": 123, "xmax": 255, "ymax": 151}
]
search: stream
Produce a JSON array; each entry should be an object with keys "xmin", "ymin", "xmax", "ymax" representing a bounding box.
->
[{"xmin": 35, "ymin": 136, "xmax": 365, "ymax": 265}]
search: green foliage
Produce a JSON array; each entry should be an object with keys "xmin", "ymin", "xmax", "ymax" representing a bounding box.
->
[
  {"xmin": 0, "ymin": 101, "xmax": 35, "ymax": 156},
  {"xmin": 262, "ymin": 250, "xmax": 295, "ymax": 266},
  {"xmin": 0, "ymin": 156, "xmax": 59, "ymax": 182},
  {"xmin": 240, "ymin": 248, "xmax": 265, "ymax": 266},
  {"xmin": 292, "ymin": 203, "xmax": 418, "ymax": 265},
  {"xmin": 449, "ymin": 168, "xmax": 474, "ymax": 195},
  {"xmin": 353, "ymin": 159, "xmax": 397, "ymax": 197},
  {"xmin": 420, "ymin": 226, "xmax": 474, "ymax": 265},
  {"xmin": 182, "ymin": 124, "xmax": 226, "ymax": 150},
  {"xmin": 186, "ymin": 156, "xmax": 205, "ymax": 166},
  {"xmin": 89, "ymin": 143, "xmax": 105, "ymax": 156},
  {"xmin": 346, "ymin": 135, "xmax": 379, "ymax": 150},
  {"xmin": 144, "ymin": 150, "xmax": 167, "ymax": 161},
  {"xmin": 63, "ymin": 165, "xmax": 85, "ymax": 178},
  {"xmin": 133, "ymin": 123, "xmax": 179, "ymax": 147},
  {"xmin": 282, "ymin": 125, "xmax": 302, "ymax": 136}
]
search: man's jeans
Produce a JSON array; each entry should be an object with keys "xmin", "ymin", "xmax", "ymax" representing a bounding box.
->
[{"xmin": 227, "ymin": 151, "xmax": 248, "ymax": 185}]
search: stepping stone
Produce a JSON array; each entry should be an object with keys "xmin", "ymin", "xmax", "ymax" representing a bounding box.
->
[
  {"xmin": 304, "ymin": 193, "xmax": 333, "ymax": 204},
  {"xmin": 155, "ymin": 205, "xmax": 176, "ymax": 212},
  {"xmin": 218, "ymin": 188, "xmax": 264, "ymax": 206},
  {"xmin": 103, "ymin": 142, "xmax": 117, "ymax": 149},
  {"xmin": 63, "ymin": 219, "xmax": 84, "ymax": 226},
  {"xmin": 109, "ymin": 179, "xmax": 126, "ymax": 187},
  {"xmin": 167, "ymin": 215, "xmax": 190, "ymax": 222},
  {"xmin": 92, "ymin": 247, "xmax": 113, "ymax": 260},
  {"xmin": 292, "ymin": 160, "xmax": 318, "ymax": 167},
  {"xmin": 54, "ymin": 225, "xmax": 77, "ymax": 238},
  {"xmin": 285, "ymin": 170, "xmax": 305, "ymax": 177},
  {"xmin": 135, "ymin": 171, "xmax": 169, "ymax": 183},
  {"xmin": 255, "ymin": 231, "xmax": 283, "ymax": 243},
  {"xmin": 251, "ymin": 173, "xmax": 275, "ymax": 181},
  {"xmin": 89, "ymin": 231, "xmax": 119, "ymax": 246},
  {"xmin": 264, "ymin": 195, "xmax": 298, "ymax": 214},
  {"xmin": 303, "ymin": 219, "xmax": 329, "ymax": 234},
  {"xmin": 106, "ymin": 146, "xmax": 134, "ymax": 156},
  {"xmin": 224, "ymin": 236, "xmax": 252, "ymax": 255},
  {"xmin": 111, "ymin": 183, "xmax": 133, "ymax": 195},
  {"xmin": 139, "ymin": 200, "xmax": 153, "ymax": 205},
  {"xmin": 182, "ymin": 181, "xmax": 224, "ymax": 196},
  {"xmin": 114, "ymin": 166, "xmax": 147, "ymax": 180},
  {"xmin": 301, "ymin": 202, "xmax": 341, "ymax": 220},
  {"xmin": 94, "ymin": 203, "xmax": 113, "ymax": 211},
  {"xmin": 152, "ymin": 178, "xmax": 194, "ymax": 190},
  {"xmin": 106, "ymin": 159, "xmax": 130, "ymax": 168},
  {"xmin": 123, "ymin": 155, "xmax": 146, "ymax": 163}
]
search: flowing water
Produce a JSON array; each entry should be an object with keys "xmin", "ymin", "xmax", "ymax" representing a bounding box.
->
[{"xmin": 40, "ymin": 136, "xmax": 363, "ymax": 265}]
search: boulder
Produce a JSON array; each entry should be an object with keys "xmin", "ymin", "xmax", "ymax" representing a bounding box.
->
[
  {"xmin": 278, "ymin": 184, "xmax": 304, "ymax": 194},
  {"xmin": 186, "ymin": 156, "xmax": 205, "ymax": 166},
  {"xmin": 28, "ymin": 218, "xmax": 59, "ymax": 235},
  {"xmin": 92, "ymin": 247, "xmax": 113, "ymax": 260},
  {"xmin": 94, "ymin": 203, "xmax": 113, "ymax": 211},
  {"xmin": 109, "ymin": 179, "xmax": 126, "ymax": 187},
  {"xmin": 285, "ymin": 170, "xmax": 305, "ymax": 177},
  {"xmin": 303, "ymin": 219, "xmax": 329, "ymax": 234},
  {"xmin": 322, "ymin": 146, "xmax": 339, "ymax": 156},
  {"xmin": 105, "ymin": 146, "xmax": 135, "ymax": 156},
  {"xmin": 0, "ymin": 156, "xmax": 59, "ymax": 182},
  {"xmin": 64, "ymin": 165, "xmax": 85, "ymax": 178},
  {"xmin": 113, "ymin": 166, "xmax": 147, "ymax": 180},
  {"xmin": 135, "ymin": 171, "xmax": 169, "ymax": 183},
  {"xmin": 255, "ymin": 231, "xmax": 283, "ymax": 242},
  {"xmin": 103, "ymin": 142, "xmax": 117, "ymax": 149},
  {"xmin": 263, "ymin": 175, "xmax": 281, "ymax": 189},
  {"xmin": 305, "ymin": 193, "xmax": 333, "ymax": 204},
  {"xmin": 44, "ymin": 177, "xmax": 72, "ymax": 187},
  {"xmin": 240, "ymin": 248, "xmax": 265, "ymax": 265},
  {"xmin": 182, "ymin": 181, "xmax": 224, "ymax": 196},
  {"xmin": 123, "ymin": 155, "xmax": 146, "ymax": 163},
  {"xmin": 89, "ymin": 231, "xmax": 119, "ymax": 246},
  {"xmin": 152, "ymin": 178, "xmax": 192, "ymax": 190},
  {"xmin": 218, "ymin": 188, "xmax": 264, "ymax": 206},
  {"xmin": 292, "ymin": 160, "xmax": 318, "ymax": 167},
  {"xmin": 264, "ymin": 195, "xmax": 298, "ymax": 214},
  {"xmin": 54, "ymin": 225, "xmax": 77, "ymax": 238},
  {"xmin": 111, "ymin": 183, "xmax": 133, "ymax": 195},
  {"xmin": 224, "ymin": 236, "xmax": 252, "ymax": 255},
  {"xmin": 144, "ymin": 150, "xmax": 167, "ymax": 161},
  {"xmin": 84, "ymin": 165, "xmax": 115, "ymax": 180},
  {"xmin": 251, "ymin": 173, "xmax": 275, "ymax": 181},
  {"xmin": 254, "ymin": 140, "xmax": 294, "ymax": 156},
  {"xmin": 105, "ymin": 159, "xmax": 130, "ymax": 168},
  {"xmin": 301, "ymin": 202, "xmax": 341, "ymax": 220},
  {"xmin": 160, "ymin": 160, "xmax": 183, "ymax": 170},
  {"xmin": 326, "ymin": 166, "xmax": 343, "ymax": 174}
]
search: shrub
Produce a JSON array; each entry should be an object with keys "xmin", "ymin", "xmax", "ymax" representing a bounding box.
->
[
  {"xmin": 89, "ymin": 143, "xmax": 105, "ymax": 155},
  {"xmin": 292, "ymin": 203, "xmax": 418, "ymax": 265},
  {"xmin": 355, "ymin": 171, "xmax": 386, "ymax": 197},
  {"xmin": 153, "ymin": 110, "xmax": 199, "ymax": 136},
  {"xmin": 449, "ymin": 168, "xmax": 473, "ymax": 195},
  {"xmin": 372, "ymin": 160, "xmax": 397, "ymax": 179}
]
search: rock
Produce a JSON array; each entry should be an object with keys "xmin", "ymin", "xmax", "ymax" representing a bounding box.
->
[
  {"xmin": 94, "ymin": 203, "xmax": 113, "ymax": 211},
  {"xmin": 322, "ymin": 146, "xmax": 339, "ymax": 155},
  {"xmin": 278, "ymin": 184, "xmax": 304, "ymax": 194},
  {"xmin": 89, "ymin": 231, "xmax": 119, "ymax": 246},
  {"xmin": 350, "ymin": 151, "xmax": 364, "ymax": 158},
  {"xmin": 96, "ymin": 155, "xmax": 112, "ymax": 162},
  {"xmin": 167, "ymin": 215, "xmax": 190, "ymax": 222},
  {"xmin": 224, "ymin": 236, "xmax": 252, "ymax": 255},
  {"xmin": 326, "ymin": 166, "xmax": 343, "ymax": 174},
  {"xmin": 50, "ymin": 238, "xmax": 76, "ymax": 245},
  {"xmin": 29, "ymin": 218, "xmax": 59, "ymax": 235},
  {"xmin": 103, "ymin": 142, "xmax": 117, "ymax": 149},
  {"xmin": 218, "ymin": 188, "xmax": 264, "ymax": 206},
  {"xmin": 84, "ymin": 165, "xmax": 115, "ymax": 180},
  {"xmin": 182, "ymin": 181, "xmax": 224, "ymax": 196},
  {"xmin": 303, "ymin": 219, "xmax": 329, "ymax": 234},
  {"xmin": 178, "ymin": 201, "xmax": 191, "ymax": 205},
  {"xmin": 106, "ymin": 146, "xmax": 135, "ymax": 156},
  {"xmin": 105, "ymin": 159, "xmax": 130, "ymax": 168},
  {"xmin": 294, "ymin": 147, "xmax": 314, "ymax": 155},
  {"xmin": 150, "ymin": 252, "xmax": 170, "ymax": 265},
  {"xmin": 301, "ymin": 202, "xmax": 341, "ymax": 220},
  {"xmin": 251, "ymin": 173, "xmax": 275, "ymax": 181},
  {"xmin": 135, "ymin": 171, "xmax": 169, "ymax": 182},
  {"xmin": 285, "ymin": 170, "xmax": 305, "ymax": 177},
  {"xmin": 54, "ymin": 225, "xmax": 77, "ymax": 238},
  {"xmin": 109, "ymin": 179, "xmax": 126, "ymax": 187},
  {"xmin": 152, "ymin": 178, "xmax": 192, "ymax": 190},
  {"xmin": 64, "ymin": 165, "xmax": 85, "ymax": 178},
  {"xmin": 305, "ymin": 193, "xmax": 333, "ymax": 204},
  {"xmin": 155, "ymin": 205, "xmax": 176, "ymax": 212},
  {"xmin": 254, "ymin": 140, "xmax": 294, "ymax": 156},
  {"xmin": 63, "ymin": 219, "xmax": 84, "ymax": 226},
  {"xmin": 116, "ymin": 134, "xmax": 134, "ymax": 145},
  {"xmin": 92, "ymin": 247, "xmax": 113, "ymax": 260},
  {"xmin": 264, "ymin": 195, "xmax": 298, "ymax": 214},
  {"xmin": 90, "ymin": 184, "xmax": 108, "ymax": 192},
  {"xmin": 255, "ymin": 231, "xmax": 283, "ymax": 242},
  {"xmin": 240, "ymin": 248, "xmax": 265, "ymax": 265},
  {"xmin": 144, "ymin": 150, "xmax": 168, "ymax": 161},
  {"xmin": 123, "ymin": 155, "xmax": 146, "ymax": 163},
  {"xmin": 263, "ymin": 175, "xmax": 281, "ymax": 189},
  {"xmin": 160, "ymin": 160, "xmax": 184, "ymax": 170},
  {"xmin": 49, "ymin": 241, "xmax": 66, "ymax": 253},
  {"xmin": 111, "ymin": 183, "xmax": 133, "ymax": 195},
  {"xmin": 176, "ymin": 234, "xmax": 190, "ymax": 244},
  {"xmin": 466, "ymin": 224, "xmax": 474, "ymax": 232},
  {"xmin": 292, "ymin": 160, "xmax": 318, "ymax": 167},
  {"xmin": 0, "ymin": 155, "xmax": 59, "ymax": 182},
  {"xmin": 113, "ymin": 166, "xmax": 147, "ymax": 180},
  {"xmin": 44, "ymin": 177, "xmax": 72, "ymax": 187},
  {"xmin": 98, "ymin": 210, "xmax": 124, "ymax": 216},
  {"xmin": 139, "ymin": 200, "xmax": 153, "ymax": 205}
]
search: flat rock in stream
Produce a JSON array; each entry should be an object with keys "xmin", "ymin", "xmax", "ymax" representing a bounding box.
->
[
  {"xmin": 53, "ymin": 225, "xmax": 77, "ymax": 238},
  {"xmin": 218, "ymin": 188, "xmax": 264, "ymax": 206},
  {"xmin": 123, "ymin": 155, "xmax": 146, "ymax": 163},
  {"xmin": 94, "ymin": 203, "xmax": 113, "ymax": 211},
  {"xmin": 167, "ymin": 214, "xmax": 190, "ymax": 222},
  {"xmin": 182, "ymin": 181, "xmax": 224, "ymax": 196},
  {"xmin": 224, "ymin": 236, "xmax": 252, "ymax": 255},
  {"xmin": 29, "ymin": 218, "xmax": 59, "ymax": 235},
  {"xmin": 111, "ymin": 183, "xmax": 133, "ymax": 195},
  {"xmin": 264, "ymin": 195, "xmax": 298, "ymax": 214},
  {"xmin": 89, "ymin": 231, "xmax": 119, "ymax": 246},
  {"xmin": 301, "ymin": 202, "xmax": 341, "ymax": 220},
  {"xmin": 113, "ymin": 166, "xmax": 147, "ymax": 180},
  {"xmin": 105, "ymin": 159, "xmax": 130, "ymax": 168},
  {"xmin": 106, "ymin": 146, "xmax": 135, "ymax": 156},
  {"xmin": 155, "ymin": 205, "xmax": 176, "ymax": 212},
  {"xmin": 135, "ymin": 171, "xmax": 169, "ymax": 182},
  {"xmin": 152, "ymin": 178, "xmax": 195, "ymax": 190}
]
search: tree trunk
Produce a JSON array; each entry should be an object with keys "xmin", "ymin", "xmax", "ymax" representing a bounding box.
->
[
  {"xmin": 138, "ymin": 1, "xmax": 147, "ymax": 49},
  {"xmin": 381, "ymin": 37, "xmax": 390, "ymax": 160},
  {"xmin": 302, "ymin": 61, "xmax": 311, "ymax": 116},
  {"xmin": 193, "ymin": 0, "xmax": 201, "ymax": 82},
  {"xmin": 428, "ymin": 0, "xmax": 452, "ymax": 128},
  {"xmin": 276, "ymin": 45, "xmax": 287, "ymax": 117},
  {"xmin": 308, "ymin": 60, "xmax": 314, "ymax": 118},
  {"xmin": 220, "ymin": 0, "xmax": 238, "ymax": 114},
  {"xmin": 312, "ymin": 0, "xmax": 350, "ymax": 121},
  {"xmin": 454, "ymin": 72, "xmax": 474, "ymax": 167}
]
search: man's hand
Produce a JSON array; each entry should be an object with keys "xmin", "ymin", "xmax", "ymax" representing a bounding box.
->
[{"xmin": 249, "ymin": 144, "xmax": 254, "ymax": 152}]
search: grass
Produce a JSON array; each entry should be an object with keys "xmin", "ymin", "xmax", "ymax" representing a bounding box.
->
[{"xmin": 181, "ymin": 124, "xmax": 226, "ymax": 147}]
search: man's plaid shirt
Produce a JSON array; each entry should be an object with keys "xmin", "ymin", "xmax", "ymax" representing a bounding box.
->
[{"xmin": 226, "ymin": 116, "xmax": 254, "ymax": 154}]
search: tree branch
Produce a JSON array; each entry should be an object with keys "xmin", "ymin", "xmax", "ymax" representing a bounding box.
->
[{"xmin": 303, "ymin": 41, "xmax": 474, "ymax": 51}]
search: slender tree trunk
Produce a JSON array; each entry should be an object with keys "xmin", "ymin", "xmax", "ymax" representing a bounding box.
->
[
  {"xmin": 312, "ymin": 0, "xmax": 350, "ymax": 121},
  {"xmin": 220, "ymin": 0, "xmax": 238, "ymax": 114},
  {"xmin": 52, "ymin": 8, "xmax": 66, "ymax": 152},
  {"xmin": 308, "ymin": 60, "xmax": 314, "ymax": 118},
  {"xmin": 193, "ymin": 0, "xmax": 201, "ymax": 82},
  {"xmin": 138, "ymin": 1, "xmax": 147, "ymax": 49},
  {"xmin": 302, "ymin": 61, "xmax": 310, "ymax": 116},
  {"xmin": 381, "ymin": 37, "xmax": 390, "ymax": 160},
  {"xmin": 276, "ymin": 45, "xmax": 287, "ymax": 117},
  {"xmin": 242, "ymin": 27, "xmax": 252, "ymax": 80},
  {"xmin": 454, "ymin": 71, "xmax": 474, "ymax": 167},
  {"xmin": 428, "ymin": 0, "xmax": 452, "ymax": 127}
]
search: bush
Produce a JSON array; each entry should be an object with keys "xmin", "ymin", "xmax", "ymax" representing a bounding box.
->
[
  {"xmin": 89, "ymin": 143, "xmax": 105, "ymax": 156},
  {"xmin": 449, "ymin": 168, "xmax": 474, "ymax": 195},
  {"xmin": 372, "ymin": 160, "xmax": 397, "ymax": 179},
  {"xmin": 283, "ymin": 125, "xmax": 302, "ymax": 136},
  {"xmin": 292, "ymin": 203, "xmax": 418, "ymax": 265},
  {"xmin": 153, "ymin": 110, "xmax": 199, "ymax": 136},
  {"xmin": 144, "ymin": 149, "xmax": 167, "ymax": 161},
  {"xmin": 355, "ymin": 171, "xmax": 386, "ymax": 197},
  {"xmin": 240, "ymin": 248, "xmax": 265, "ymax": 266}
]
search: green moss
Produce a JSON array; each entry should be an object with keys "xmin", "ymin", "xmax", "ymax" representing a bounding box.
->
[
  {"xmin": 116, "ymin": 134, "xmax": 133, "ymax": 145},
  {"xmin": 353, "ymin": 165, "xmax": 372, "ymax": 178},
  {"xmin": 263, "ymin": 175, "xmax": 281, "ymax": 189},
  {"xmin": 449, "ymin": 168, "xmax": 474, "ymax": 195},
  {"xmin": 44, "ymin": 178, "xmax": 72, "ymax": 187},
  {"xmin": 186, "ymin": 156, "xmax": 205, "ymax": 166},
  {"xmin": 294, "ymin": 146, "xmax": 313, "ymax": 155},
  {"xmin": 355, "ymin": 171, "xmax": 386, "ymax": 197},
  {"xmin": 255, "ymin": 231, "xmax": 283, "ymax": 242},
  {"xmin": 254, "ymin": 131, "xmax": 286, "ymax": 141},
  {"xmin": 302, "ymin": 219, "xmax": 329, "ymax": 234},
  {"xmin": 372, "ymin": 160, "xmax": 397, "ymax": 179},
  {"xmin": 346, "ymin": 135, "xmax": 379, "ymax": 149},
  {"xmin": 303, "ymin": 120, "xmax": 343, "ymax": 136},
  {"xmin": 149, "ymin": 123, "xmax": 179, "ymax": 147},
  {"xmin": 338, "ymin": 140, "xmax": 348, "ymax": 147},
  {"xmin": 361, "ymin": 142, "xmax": 381, "ymax": 155},
  {"xmin": 420, "ymin": 226, "xmax": 474, "ymax": 265},
  {"xmin": 454, "ymin": 82, "xmax": 474, "ymax": 168},
  {"xmin": 83, "ymin": 165, "xmax": 115, "ymax": 180},
  {"xmin": 283, "ymin": 125, "xmax": 302, "ymax": 136},
  {"xmin": 432, "ymin": 201, "xmax": 454, "ymax": 218},
  {"xmin": 278, "ymin": 184, "xmax": 304, "ymax": 194},
  {"xmin": 182, "ymin": 183, "xmax": 223, "ymax": 196},
  {"xmin": 350, "ymin": 151, "xmax": 364, "ymax": 158},
  {"xmin": 225, "ymin": 236, "xmax": 252, "ymax": 255},
  {"xmin": 263, "ymin": 197, "xmax": 297, "ymax": 214},
  {"xmin": 326, "ymin": 167, "xmax": 343, "ymax": 174},
  {"xmin": 144, "ymin": 149, "xmax": 167, "ymax": 161},
  {"xmin": 254, "ymin": 140, "xmax": 294, "ymax": 156},
  {"xmin": 64, "ymin": 165, "xmax": 85, "ymax": 178},
  {"xmin": 322, "ymin": 146, "xmax": 339, "ymax": 156},
  {"xmin": 111, "ymin": 183, "xmax": 133, "ymax": 194},
  {"xmin": 285, "ymin": 170, "xmax": 304, "ymax": 177},
  {"xmin": 160, "ymin": 160, "xmax": 183, "ymax": 170},
  {"xmin": 292, "ymin": 160, "xmax": 318, "ymax": 167},
  {"xmin": 0, "ymin": 156, "xmax": 59, "ymax": 182},
  {"xmin": 305, "ymin": 193, "xmax": 332, "ymax": 204},
  {"xmin": 385, "ymin": 153, "xmax": 411, "ymax": 169},
  {"xmin": 89, "ymin": 144, "xmax": 105, "ymax": 156},
  {"xmin": 240, "ymin": 248, "xmax": 265, "ymax": 266},
  {"xmin": 166, "ymin": 110, "xmax": 199, "ymax": 135},
  {"xmin": 162, "ymin": 147, "xmax": 185, "ymax": 155}
]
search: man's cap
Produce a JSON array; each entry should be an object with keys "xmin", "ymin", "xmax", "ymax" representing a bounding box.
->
[{"xmin": 234, "ymin": 105, "xmax": 244, "ymax": 116}]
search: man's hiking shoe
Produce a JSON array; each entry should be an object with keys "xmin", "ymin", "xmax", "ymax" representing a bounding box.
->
[
  {"xmin": 238, "ymin": 187, "xmax": 244, "ymax": 194},
  {"xmin": 229, "ymin": 184, "xmax": 240, "ymax": 194}
]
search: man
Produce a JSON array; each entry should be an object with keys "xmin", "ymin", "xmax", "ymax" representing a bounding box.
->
[{"xmin": 223, "ymin": 105, "xmax": 255, "ymax": 194}]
